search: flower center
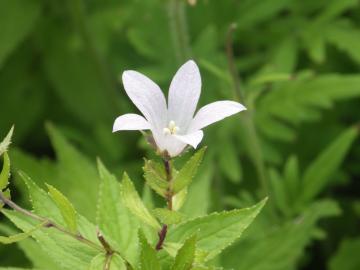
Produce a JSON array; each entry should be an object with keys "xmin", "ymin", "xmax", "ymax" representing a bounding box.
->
[{"xmin": 163, "ymin": 120, "xmax": 180, "ymax": 135}]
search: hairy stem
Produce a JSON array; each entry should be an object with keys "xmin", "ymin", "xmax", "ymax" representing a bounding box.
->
[
  {"xmin": 0, "ymin": 191, "xmax": 103, "ymax": 252},
  {"xmin": 155, "ymin": 158, "xmax": 173, "ymax": 250}
]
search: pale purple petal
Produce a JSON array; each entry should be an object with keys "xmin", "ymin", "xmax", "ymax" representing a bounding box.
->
[
  {"xmin": 112, "ymin": 113, "xmax": 151, "ymax": 132},
  {"xmin": 174, "ymin": 130, "xmax": 204, "ymax": 149},
  {"xmin": 122, "ymin": 71, "xmax": 167, "ymax": 131},
  {"xmin": 189, "ymin": 101, "xmax": 246, "ymax": 132},
  {"xmin": 168, "ymin": 60, "xmax": 201, "ymax": 130}
]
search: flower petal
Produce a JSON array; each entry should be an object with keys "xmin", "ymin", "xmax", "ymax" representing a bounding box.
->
[
  {"xmin": 174, "ymin": 130, "xmax": 204, "ymax": 149},
  {"xmin": 168, "ymin": 60, "xmax": 201, "ymax": 130},
  {"xmin": 113, "ymin": 113, "xmax": 151, "ymax": 132},
  {"xmin": 122, "ymin": 71, "xmax": 167, "ymax": 130},
  {"xmin": 189, "ymin": 101, "xmax": 246, "ymax": 132}
]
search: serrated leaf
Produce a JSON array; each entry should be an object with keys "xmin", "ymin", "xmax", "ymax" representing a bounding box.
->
[
  {"xmin": 302, "ymin": 126, "xmax": 358, "ymax": 203},
  {"xmin": 139, "ymin": 230, "xmax": 161, "ymax": 270},
  {"xmin": 0, "ymin": 152, "xmax": 10, "ymax": 190},
  {"xmin": 172, "ymin": 188, "xmax": 187, "ymax": 212},
  {"xmin": 0, "ymin": 126, "xmax": 14, "ymax": 156},
  {"xmin": 96, "ymin": 160, "xmax": 139, "ymax": 265},
  {"xmin": 171, "ymin": 235, "xmax": 197, "ymax": 270},
  {"xmin": 120, "ymin": 173, "xmax": 161, "ymax": 230},
  {"xmin": 3, "ymin": 210, "xmax": 99, "ymax": 270},
  {"xmin": 0, "ymin": 220, "xmax": 46, "ymax": 244},
  {"xmin": 89, "ymin": 253, "xmax": 126, "ymax": 270},
  {"xmin": 153, "ymin": 208, "xmax": 184, "ymax": 225},
  {"xmin": 172, "ymin": 148, "xmax": 206, "ymax": 193},
  {"xmin": 46, "ymin": 184, "xmax": 77, "ymax": 233},
  {"xmin": 0, "ymin": 189, "xmax": 10, "ymax": 211},
  {"xmin": 168, "ymin": 198, "xmax": 267, "ymax": 261},
  {"xmin": 143, "ymin": 159, "xmax": 168, "ymax": 197}
]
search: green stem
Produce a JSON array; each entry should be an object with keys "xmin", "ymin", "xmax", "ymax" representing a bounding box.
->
[
  {"xmin": 225, "ymin": 24, "xmax": 270, "ymax": 198},
  {"xmin": 168, "ymin": 0, "xmax": 192, "ymax": 64},
  {"xmin": 0, "ymin": 191, "xmax": 103, "ymax": 252},
  {"xmin": 155, "ymin": 158, "xmax": 173, "ymax": 251}
]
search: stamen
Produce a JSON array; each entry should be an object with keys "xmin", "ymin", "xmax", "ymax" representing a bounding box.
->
[{"xmin": 163, "ymin": 120, "xmax": 180, "ymax": 135}]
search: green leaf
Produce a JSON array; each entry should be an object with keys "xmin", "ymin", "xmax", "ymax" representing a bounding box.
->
[
  {"xmin": 283, "ymin": 155, "xmax": 300, "ymax": 200},
  {"xmin": 0, "ymin": 152, "xmax": 10, "ymax": 190},
  {"xmin": 3, "ymin": 210, "xmax": 98, "ymax": 270},
  {"xmin": 46, "ymin": 184, "xmax": 77, "ymax": 233},
  {"xmin": 0, "ymin": 0, "xmax": 41, "ymax": 68},
  {"xmin": 172, "ymin": 148, "xmax": 206, "ymax": 193},
  {"xmin": 89, "ymin": 253, "xmax": 126, "ymax": 270},
  {"xmin": 0, "ymin": 189, "xmax": 10, "ymax": 211},
  {"xmin": 0, "ymin": 220, "xmax": 46, "ymax": 244},
  {"xmin": 172, "ymin": 188, "xmax": 188, "ymax": 212},
  {"xmin": 153, "ymin": 208, "xmax": 184, "ymax": 225},
  {"xmin": 168, "ymin": 198, "xmax": 267, "ymax": 261},
  {"xmin": 96, "ymin": 160, "xmax": 139, "ymax": 265},
  {"xmin": 269, "ymin": 168, "xmax": 290, "ymax": 217},
  {"xmin": 302, "ymin": 126, "xmax": 358, "ymax": 202},
  {"xmin": 221, "ymin": 200, "xmax": 340, "ymax": 270},
  {"xmin": 139, "ymin": 230, "xmax": 161, "ymax": 270},
  {"xmin": 143, "ymin": 159, "xmax": 168, "ymax": 197},
  {"xmin": 0, "ymin": 126, "xmax": 14, "ymax": 156},
  {"xmin": 329, "ymin": 237, "xmax": 360, "ymax": 270},
  {"xmin": 120, "ymin": 173, "xmax": 161, "ymax": 230},
  {"xmin": 171, "ymin": 235, "xmax": 197, "ymax": 270}
]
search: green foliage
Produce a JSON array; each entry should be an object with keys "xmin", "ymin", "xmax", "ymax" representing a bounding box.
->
[
  {"xmin": 153, "ymin": 208, "xmax": 184, "ymax": 225},
  {"xmin": 171, "ymin": 235, "xmax": 197, "ymax": 270},
  {"xmin": 46, "ymin": 184, "xmax": 78, "ymax": 233},
  {"xmin": 143, "ymin": 159, "xmax": 169, "ymax": 197},
  {"xmin": 138, "ymin": 230, "xmax": 161, "ymax": 270},
  {"xmin": 0, "ymin": 221, "xmax": 46, "ymax": 245},
  {"xmin": 168, "ymin": 198, "xmax": 267, "ymax": 262},
  {"xmin": 301, "ymin": 126, "xmax": 358, "ymax": 203},
  {"xmin": 329, "ymin": 238, "xmax": 360, "ymax": 270},
  {"xmin": 120, "ymin": 172, "xmax": 161, "ymax": 230},
  {"xmin": 1, "ymin": 0, "xmax": 360, "ymax": 269},
  {"xmin": 172, "ymin": 147, "xmax": 206, "ymax": 193},
  {"xmin": 96, "ymin": 159, "xmax": 139, "ymax": 265}
]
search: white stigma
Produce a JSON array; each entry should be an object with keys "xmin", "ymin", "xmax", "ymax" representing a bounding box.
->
[{"xmin": 163, "ymin": 120, "xmax": 180, "ymax": 135}]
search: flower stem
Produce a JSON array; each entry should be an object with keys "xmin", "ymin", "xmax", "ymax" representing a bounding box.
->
[
  {"xmin": 155, "ymin": 158, "xmax": 173, "ymax": 250},
  {"xmin": 225, "ymin": 23, "xmax": 270, "ymax": 199},
  {"xmin": 168, "ymin": 0, "xmax": 192, "ymax": 64},
  {"xmin": 0, "ymin": 191, "xmax": 103, "ymax": 252}
]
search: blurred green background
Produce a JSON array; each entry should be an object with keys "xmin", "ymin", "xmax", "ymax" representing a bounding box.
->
[{"xmin": 1, "ymin": 0, "xmax": 360, "ymax": 269}]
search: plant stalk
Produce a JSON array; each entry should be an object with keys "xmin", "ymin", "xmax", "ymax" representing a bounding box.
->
[
  {"xmin": 0, "ymin": 191, "xmax": 103, "ymax": 252},
  {"xmin": 155, "ymin": 158, "xmax": 173, "ymax": 250},
  {"xmin": 225, "ymin": 23, "xmax": 270, "ymax": 198}
]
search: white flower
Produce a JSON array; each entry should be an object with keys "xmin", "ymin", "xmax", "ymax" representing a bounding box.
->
[{"xmin": 113, "ymin": 60, "xmax": 246, "ymax": 157}]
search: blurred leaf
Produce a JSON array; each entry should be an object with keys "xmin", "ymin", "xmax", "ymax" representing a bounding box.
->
[
  {"xmin": 168, "ymin": 198, "xmax": 267, "ymax": 261},
  {"xmin": 302, "ymin": 126, "xmax": 358, "ymax": 203},
  {"xmin": 329, "ymin": 238, "xmax": 360, "ymax": 270},
  {"xmin": 46, "ymin": 184, "xmax": 78, "ymax": 233},
  {"xmin": 172, "ymin": 188, "xmax": 188, "ymax": 212},
  {"xmin": 120, "ymin": 173, "xmax": 161, "ymax": 230},
  {"xmin": 0, "ymin": 0, "xmax": 41, "ymax": 68}
]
